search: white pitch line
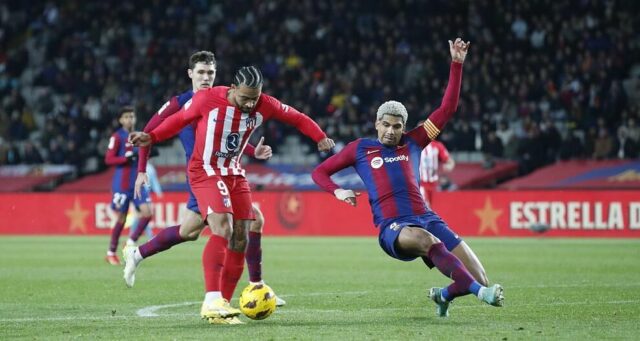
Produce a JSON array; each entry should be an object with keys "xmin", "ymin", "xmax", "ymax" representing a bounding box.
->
[
  {"xmin": 136, "ymin": 291, "xmax": 370, "ymax": 317},
  {"xmin": 136, "ymin": 301, "xmax": 199, "ymax": 317},
  {"xmin": 2, "ymin": 299, "xmax": 640, "ymax": 323},
  {"xmin": 133, "ymin": 291, "xmax": 371, "ymax": 317}
]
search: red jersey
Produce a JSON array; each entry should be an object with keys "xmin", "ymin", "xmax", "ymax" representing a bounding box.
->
[
  {"xmin": 148, "ymin": 86, "xmax": 326, "ymax": 184},
  {"xmin": 419, "ymin": 140, "xmax": 451, "ymax": 183}
]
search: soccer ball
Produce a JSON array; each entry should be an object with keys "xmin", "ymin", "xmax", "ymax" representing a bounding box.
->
[
  {"xmin": 529, "ymin": 223, "xmax": 550, "ymax": 233},
  {"xmin": 239, "ymin": 283, "xmax": 277, "ymax": 320}
]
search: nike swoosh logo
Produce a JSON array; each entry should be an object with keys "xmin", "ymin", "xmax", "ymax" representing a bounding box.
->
[{"xmin": 366, "ymin": 150, "xmax": 380, "ymax": 155}]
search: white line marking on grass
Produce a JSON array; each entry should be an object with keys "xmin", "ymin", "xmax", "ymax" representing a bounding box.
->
[
  {"xmin": 136, "ymin": 301, "xmax": 199, "ymax": 317},
  {"xmin": 3, "ymin": 299, "xmax": 640, "ymax": 323},
  {"xmin": 133, "ymin": 291, "xmax": 371, "ymax": 317}
]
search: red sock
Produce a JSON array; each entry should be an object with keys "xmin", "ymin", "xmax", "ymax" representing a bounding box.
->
[
  {"xmin": 202, "ymin": 235, "xmax": 227, "ymax": 292},
  {"xmin": 220, "ymin": 248, "xmax": 245, "ymax": 301}
]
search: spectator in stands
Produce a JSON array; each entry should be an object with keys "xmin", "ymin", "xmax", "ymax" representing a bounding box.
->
[
  {"xmin": 615, "ymin": 124, "xmax": 639, "ymax": 159},
  {"xmin": 559, "ymin": 128, "xmax": 585, "ymax": 160},
  {"xmin": 1, "ymin": 0, "xmax": 638, "ymax": 183},
  {"xmin": 22, "ymin": 141, "xmax": 44, "ymax": 164},
  {"xmin": 583, "ymin": 127, "xmax": 598, "ymax": 159},
  {"xmin": 8, "ymin": 111, "xmax": 28, "ymax": 141},
  {"xmin": 0, "ymin": 142, "xmax": 21, "ymax": 165},
  {"xmin": 481, "ymin": 130, "xmax": 504, "ymax": 169},
  {"xmin": 593, "ymin": 128, "xmax": 614, "ymax": 160},
  {"xmin": 517, "ymin": 125, "xmax": 547, "ymax": 174},
  {"xmin": 454, "ymin": 121, "xmax": 477, "ymax": 152},
  {"xmin": 46, "ymin": 138, "xmax": 66, "ymax": 165},
  {"xmin": 625, "ymin": 117, "xmax": 640, "ymax": 142},
  {"xmin": 540, "ymin": 119, "xmax": 562, "ymax": 163}
]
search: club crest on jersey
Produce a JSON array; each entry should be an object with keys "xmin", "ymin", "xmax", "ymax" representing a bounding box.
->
[
  {"xmin": 223, "ymin": 197, "xmax": 231, "ymax": 208},
  {"xmin": 389, "ymin": 222, "xmax": 401, "ymax": 231},
  {"xmin": 246, "ymin": 116, "xmax": 258, "ymax": 129},
  {"xmin": 370, "ymin": 157, "xmax": 384, "ymax": 169},
  {"xmin": 226, "ymin": 133, "xmax": 241, "ymax": 151}
]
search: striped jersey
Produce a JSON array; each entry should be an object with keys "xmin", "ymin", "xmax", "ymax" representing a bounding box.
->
[
  {"xmin": 419, "ymin": 140, "xmax": 451, "ymax": 183},
  {"xmin": 149, "ymin": 86, "xmax": 326, "ymax": 184},
  {"xmin": 105, "ymin": 128, "xmax": 138, "ymax": 192},
  {"xmin": 312, "ymin": 61, "xmax": 463, "ymax": 226}
]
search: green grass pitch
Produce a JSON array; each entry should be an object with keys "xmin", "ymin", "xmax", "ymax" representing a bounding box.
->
[{"xmin": 1, "ymin": 236, "xmax": 639, "ymax": 340}]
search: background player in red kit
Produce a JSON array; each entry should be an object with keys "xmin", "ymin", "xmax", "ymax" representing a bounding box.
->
[
  {"xmin": 312, "ymin": 38, "xmax": 502, "ymax": 318},
  {"xmin": 130, "ymin": 66, "xmax": 334, "ymax": 324},
  {"xmin": 419, "ymin": 138, "xmax": 455, "ymax": 208},
  {"xmin": 103, "ymin": 106, "xmax": 153, "ymax": 265}
]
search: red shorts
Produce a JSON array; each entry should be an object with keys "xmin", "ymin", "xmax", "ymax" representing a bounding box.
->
[
  {"xmin": 190, "ymin": 175, "xmax": 255, "ymax": 221},
  {"xmin": 419, "ymin": 181, "xmax": 437, "ymax": 207}
]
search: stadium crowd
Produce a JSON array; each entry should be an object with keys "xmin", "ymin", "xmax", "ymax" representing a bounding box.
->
[{"xmin": 1, "ymin": 0, "xmax": 639, "ymax": 176}]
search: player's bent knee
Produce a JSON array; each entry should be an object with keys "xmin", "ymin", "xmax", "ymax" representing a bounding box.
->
[
  {"xmin": 249, "ymin": 215, "xmax": 263, "ymax": 233},
  {"xmin": 179, "ymin": 220, "xmax": 205, "ymax": 241},
  {"xmin": 410, "ymin": 228, "xmax": 439, "ymax": 248},
  {"xmin": 398, "ymin": 227, "xmax": 439, "ymax": 257},
  {"xmin": 250, "ymin": 206, "xmax": 264, "ymax": 233},
  {"xmin": 181, "ymin": 229, "xmax": 201, "ymax": 241},
  {"xmin": 207, "ymin": 213, "xmax": 233, "ymax": 239},
  {"xmin": 138, "ymin": 204, "xmax": 153, "ymax": 218}
]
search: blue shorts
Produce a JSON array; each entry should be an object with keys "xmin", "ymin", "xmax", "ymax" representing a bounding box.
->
[
  {"xmin": 186, "ymin": 184, "xmax": 200, "ymax": 214},
  {"xmin": 377, "ymin": 211, "xmax": 462, "ymax": 262},
  {"xmin": 110, "ymin": 187, "xmax": 151, "ymax": 213}
]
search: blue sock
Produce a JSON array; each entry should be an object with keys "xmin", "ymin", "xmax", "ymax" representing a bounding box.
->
[
  {"xmin": 441, "ymin": 281, "xmax": 482, "ymax": 301},
  {"xmin": 469, "ymin": 281, "xmax": 482, "ymax": 296},
  {"xmin": 441, "ymin": 288, "xmax": 451, "ymax": 301}
]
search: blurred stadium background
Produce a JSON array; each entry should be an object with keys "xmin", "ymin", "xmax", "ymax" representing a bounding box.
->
[
  {"xmin": 1, "ymin": 0, "xmax": 639, "ymax": 339},
  {"xmin": 1, "ymin": 0, "xmax": 638, "ymax": 234}
]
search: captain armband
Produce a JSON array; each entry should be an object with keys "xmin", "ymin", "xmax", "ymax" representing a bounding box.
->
[{"xmin": 423, "ymin": 119, "xmax": 441, "ymax": 140}]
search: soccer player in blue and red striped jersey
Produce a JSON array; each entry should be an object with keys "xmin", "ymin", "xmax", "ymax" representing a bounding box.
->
[
  {"xmin": 312, "ymin": 38, "xmax": 503, "ymax": 317},
  {"xmin": 104, "ymin": 106, "xmax": 153, "ymax": 265}
]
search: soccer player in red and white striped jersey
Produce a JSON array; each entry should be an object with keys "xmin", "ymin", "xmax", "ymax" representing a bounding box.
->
[
  {"xmin": 419, "ymin": 139, "xmax": 455, "ymax": 208},
  {"xmin": 130, "ymin": 66, "xmax": 334, "ymax": 322}
]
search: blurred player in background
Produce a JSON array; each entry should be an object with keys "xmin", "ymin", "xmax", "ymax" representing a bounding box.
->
[
  {"xmin": 129, "ymin": 64, "xmax": 333, "ymax": 324},
  {"xmin": 312, "ymin": 38, "xmax": 502, "ymax": 318},
  {"xmin": 419, "ymin": 135, "xmax": 455, "ymax": 208},
  {"xmin": 103, "ymin": 106, "xmax": 153, "ymax": 265}
]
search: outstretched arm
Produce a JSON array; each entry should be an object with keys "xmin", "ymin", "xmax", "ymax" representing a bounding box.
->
[
  {"xmin": 407, "ymin": 38, "xmax": 470, "ymax": 148},
  {"xmin": 266, "ymin": 96, "xmax": 335, "ymax": 152},
  {"xmin": 137, "ymin": 96, "xmax": 184, "ymax": 173},
  {"xmin": 311, "ymin": 141, "xmax": 361, "ymax": 206},
  {"xmin": 130, "ymin": 92, "xmax": 205, "ymax": 147}
]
